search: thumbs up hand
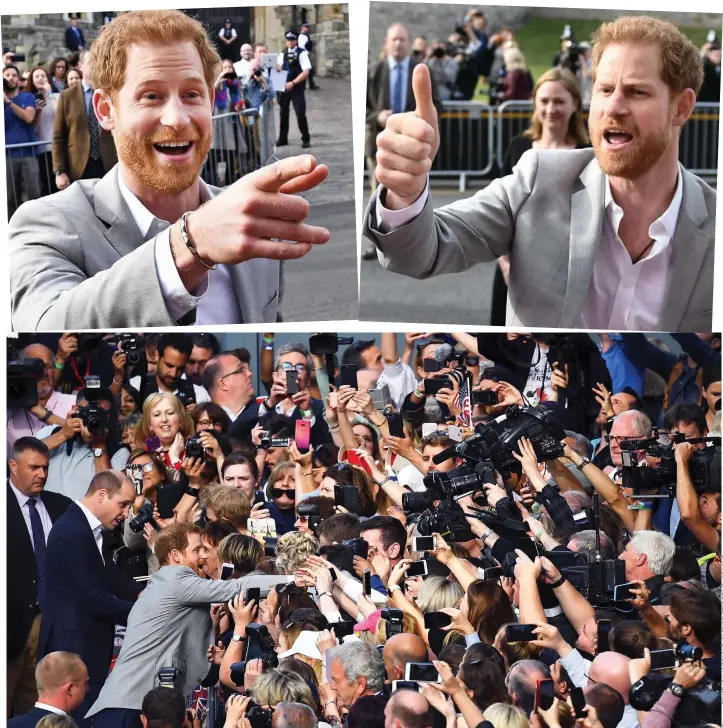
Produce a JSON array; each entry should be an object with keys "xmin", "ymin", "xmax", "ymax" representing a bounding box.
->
[{"xmin": 375, "ymin": 64, "xmax": 439, "ymax": 210}]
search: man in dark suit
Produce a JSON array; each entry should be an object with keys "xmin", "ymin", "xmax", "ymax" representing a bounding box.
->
[
  {"xmin": 8, "ymin": 438, "xmax": 72, "ymax": 717},
  {"xmin": 37, "ymin": 470, "xmax": 142, "ymax": 728},
  {"xmin": 257, "ymin": 342, "xmax": 331, "ymax": 447},
  {"xmin": 203, "ymin": 349, "xmax": 260, "ymax": 441},
  {"xmin": 363, "ymin": 22, "xmax": 441, "ymax": 257},
  {"xmin": 8, "ymin": 652, "xmax": 89, "ymax": 728},
  {"xmin": 51, "ymin": 49, "xmax": 117, "ymax": 191},
  {"xmin": 65, "ymin": 17, "xmax": 86, "ymax": 53}
]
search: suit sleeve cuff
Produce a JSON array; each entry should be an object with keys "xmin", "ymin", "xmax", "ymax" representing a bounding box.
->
[
  {"xmin": 375, "ymin": 178, "xmax": 430, "ymax": 232},
  {"xmin": 154, "ymin": 226, "xmax": 209, "ymax": 321}
]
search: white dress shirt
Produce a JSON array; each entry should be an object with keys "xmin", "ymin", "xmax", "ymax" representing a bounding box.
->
[
  {"xmin": 276, "ymin": 50, "xmax": 312, "ymax": 72},
  {"xmin": 578, "ymin": 164, "xmax": 683, "ymax": 329},
  {"xmin": 233, "ymin": 58, "xmax": 253, "ymax": 82},
  {"xmin": 9, "ymin": 480, "xmax": 53, "ymax": 548},
  {"xmin": 75, "ymin": 500, "xmax": 105, "ymax": 562},
  {"xmin": 35, "ymin": 703, "xmax": 67, "ymax": 716},
  {"xmin": 117, "ymin": 171, "xmax": 242, "ymax": 324},
  {"xmin": 376, "ymin": 163, "xmax": 683, "ymax": 329}
]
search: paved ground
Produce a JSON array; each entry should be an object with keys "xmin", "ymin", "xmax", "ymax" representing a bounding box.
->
[
  {"xmin": 276, "ymin": 78, "xmax": 358, "ymax": 321},
  {"xmin": 359, "ymin": 186, "xmax": 499, "ymax": 325},
  {"xmin": 271, "ymin": 77, "xmax": 357, "ymax": 321}
]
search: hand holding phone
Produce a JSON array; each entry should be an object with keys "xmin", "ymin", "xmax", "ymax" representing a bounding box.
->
[{"xmin": 412, "ymin": 536, "xmax": 436, "ymax": 552}]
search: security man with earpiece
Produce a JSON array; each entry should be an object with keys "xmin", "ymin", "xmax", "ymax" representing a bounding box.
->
[{"xmin": 275, "ymin": 30, "xmax": 312, "ymax": 149}]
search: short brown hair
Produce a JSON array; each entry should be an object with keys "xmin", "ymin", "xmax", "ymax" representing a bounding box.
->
[
  {"xmin": 92, "ymin": 9, "xmax": 221, "ymax": 101},
  {"xmin": 35, "ymin": 652, "xmax": 86, "ymax": 694},
  {"xmin": 155, "ymin": 523, "xmax": 201, "ymax": 565},
  {"xmin": 203, "ymin": 485, "xmax": 250, "ymax": 530},
  {"xmin": 591, "ymin": 16, "xmax": 704, "ymax": 95},
  {"xmin": 86, "ymin": 470, "xmax": 132, "ymax": 497}
]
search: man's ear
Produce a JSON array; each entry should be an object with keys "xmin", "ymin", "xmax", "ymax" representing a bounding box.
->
[
  {"xmin": 95, "ymin": 89, "xmax": 116, "ymax": 132},
  {"xmin": 388, "ymin": 542, "xmax": 401, "ymax": 560}
]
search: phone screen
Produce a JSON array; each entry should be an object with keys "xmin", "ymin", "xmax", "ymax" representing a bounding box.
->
[
  {"xmin": 536, "ymin": 678, "xmax": 555, "ymax": 712},
  {"xmin": 392, "ymin": 680, "xmax": 421, "ymax": 692},
  {"xmin": 596, "ymin": 619, "xmax": 612, "ymax": 654},
  {"xmin": 413, "ymin": 536, "xmax": 435, "ymax": 552},
  {"xmin": 363, "ymin": 569, "xmax": 372, "ymax": 596},
  {"xmin": 220, "ymin": 563, "xmax": 234, "ymax": 580},
  {"xmin": 245, "ymin": 587, "xmax": 261, "ymax": 604},
  {"xmin": 340, "ymin": 364, "xmax": 358, "ymax": 388},
  {"xmin": 570, "ymin": 687, "xmax": 587, "ymax": 718},
  {"xmin": 387, "ymin": 413, "xmax": 405, "ymax": 439},
  {"xmin": 506, "ymin": 624, "xmax": 537, "ymax": 643},
  {"xmin": 286, "ymin": 370, "xmax": 299, "ymax": 395},
  {"xmin": 424, "ymin": 611, "xmax": 452, "ymax": 630},
  {"xmin": 613, "ymin": 582, "xmax": 637, "ymax": 602},
  {"xmin": 406, "ymin": 560, "xmax": 428, "ymax": 578},
  {"xmin": 649, "ymin": 649, "xmax": 677, "ymax": 670},
  {"xmin": 405, "ymin": 662, "xmax": 440, "ymax": 683}
]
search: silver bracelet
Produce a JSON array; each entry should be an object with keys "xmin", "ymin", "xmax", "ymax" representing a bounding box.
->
[{"xmin": 180, "ymin": 212, "xmax": 218, "ymax": 271}]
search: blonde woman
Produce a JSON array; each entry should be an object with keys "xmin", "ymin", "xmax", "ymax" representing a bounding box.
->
[
  {"xmin": 275, "ymin": 530, "xmax": 319, "ymax": 575},
  {"xmin": 502, "ymin": 46, "xmax": 533, "ymax": 101}
]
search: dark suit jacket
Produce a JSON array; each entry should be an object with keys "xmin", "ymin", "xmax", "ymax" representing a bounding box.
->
[
  {"xmin": 227, "ymin": 401, "xmax": 261, "ymax": 442},
  {"xmin": 365, "ymin": 56, "xmax": 442, "ymax": 158},
  {"xmin": 289, "ymin": 397, "xmax": 331, "ymax": 447},
  {"xmin": 7, "ymin": 483, "xmax": 72, "ymax": 660},
  {"xmin": 52, "ymin": 83, "xmax": 117, "ymax": 182},
  {"xmin": 65, "ymin": 26, "xmax": 85, "ymax": 52},
  {"xmin": 8, "ymin": 705, "xmax": 54, "ymax": 728},
  {"xmin": 37, "ymin": 502, "xmax": 140, "ymax": 686}
]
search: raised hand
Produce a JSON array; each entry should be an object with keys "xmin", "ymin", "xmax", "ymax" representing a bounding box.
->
[{"xmin": 375, "ymin": 64, "xmax": 439, "ymax": 209}]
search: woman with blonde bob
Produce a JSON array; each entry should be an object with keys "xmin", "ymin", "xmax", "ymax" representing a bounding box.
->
[
  {"xmin": 484, "ymin": 703, "xmax": 530, "ymax": 728},
  {"xmin": 275, "ymin": 530, "xmax": 319, "ymax": 575},
  {"xmin": 251, "ymin": 668, "xmax": 317, "ymax": 712},
  {"xmin": 133, "ymin": 392, "xmax": 194, "ymax": 473},
  {"xmin": 492, "ymin": 67, "xmax": 590, "ymax": 324}
]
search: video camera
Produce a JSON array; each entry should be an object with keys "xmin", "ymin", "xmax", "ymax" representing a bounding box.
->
[
  {"xmin": 229, "ymin": 624, "xmax": 278, "ymax": 686},
  {"xmin": 260, "ymin": 431, "xmax": 291, "ymax": 449},
  {"xmin": 415, "ymin": 497, "xmax": 476, "ymax": 543},
  {"xmin": 128, "ymin": 501, "xmax": 156, "ymax": 533},
  {"xmin": 7, "ymin": 359, "xmax": 45, "ymax": 409},
  {"xmin": 620, "ymin": 431, "xmax": 720, "ymax": 497},
  {"xmin": 309, "ymin": 333, "xmax": 354, "ymax": 356}
]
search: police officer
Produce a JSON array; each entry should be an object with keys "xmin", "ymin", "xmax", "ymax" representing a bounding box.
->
[
  {"xmin": 218, "ymin": 18, "xmax": 238, "ymax": 61},
  {"xmin": 299, "ymin": 22, "xmax": 320, "ymax": 90},
  {"xmin": 275, "ymin": 30, "xmax": 312, "ymax": 148}
]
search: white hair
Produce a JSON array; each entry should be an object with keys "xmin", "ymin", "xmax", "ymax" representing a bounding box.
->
[
  {"xmin": 614, "ymin": 410, "xmax": 652, "ymax": 438},
  {"xmin": 629, "ymin": 531, "xmax": 676, "ymax": 576}
]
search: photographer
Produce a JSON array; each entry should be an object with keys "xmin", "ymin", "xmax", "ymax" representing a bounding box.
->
[
  {"xmin": 425, "ymin": 43, "xmax": 458, "ymax": 101},
  {"xmin": 36, "ymin": 386, "xmax": 128, "ymax": 501}
]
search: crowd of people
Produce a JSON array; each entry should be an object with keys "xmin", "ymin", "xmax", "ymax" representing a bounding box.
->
[
  {"xmin": 7, "ymin": 330, "xmax": 722, "ymax": 728},
  {"xmin": 4, "ymin": 11, "xmax": 318, "ymax": 217}
]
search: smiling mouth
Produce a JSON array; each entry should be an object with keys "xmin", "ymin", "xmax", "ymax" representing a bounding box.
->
[
  {"xmin": 153, "ymin": 141, "xmax": 194, "ymax": 156},
  {"xmin": 603, "ymin": 130, "xmax": 634, "ymax": 146}
]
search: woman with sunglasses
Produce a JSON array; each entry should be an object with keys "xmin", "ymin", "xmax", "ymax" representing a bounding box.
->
[{"xmin": 265, "ymin": 462, "xmax": 298, "ymax": 535}]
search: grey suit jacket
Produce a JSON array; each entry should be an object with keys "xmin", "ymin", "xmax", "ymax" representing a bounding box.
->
[
  {"xmin": 86, "ymin": 566, "xmax": 282, "ymax": 716},
  {"xmin": 363, "ymin": 149, "xmax": 715, "ymax": 331},
  {"xmin": 9, "ymin": 166, "xmax": 281, "ymax": 329}
]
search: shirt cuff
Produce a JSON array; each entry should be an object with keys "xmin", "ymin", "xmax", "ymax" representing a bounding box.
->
[
  {"xmin": 154, "ymin": 226, "xmax": 209, "ymax": 322},
  {"xmin": 560, "ymin": 649, "xmax": 590, "ymax": 688},
  {"xmin": 375, "ymin": 178, "xmax": 430, "ymax": 232},
  {"xmin": 464, "ymin": 632, "xmax": 481, "ymax": 646}
]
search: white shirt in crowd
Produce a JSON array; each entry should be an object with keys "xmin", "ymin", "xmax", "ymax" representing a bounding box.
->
[
  {"xmin": 376, "ymin": 164, "xmax": 683, "ymax": 329},
  {"xmin": 298, "ymin": 32, "xmax": 309, "ymax": 50},
  {"xmin": 233, "ymin": 58, "xmax": 253, "ymax": 82},
  {"xmin": 118, "ymin": 172, "xmax": 243, "ymax": 325},
  {"xmin": 376, "ymin": 358, "xmax": 417, "ymax": 411},
  {"xmin": 76, "ymin": 499, "xmax": 105, "ymax": 562},
  {"xmin": 218, "ymin": 27, "xmax": 237, "ymax": 41},
  {"xmin": 276, "ymin": 49, "xmax": 312, "ymax": 72},
  {"xmin": 128, "ymin": 374, "xmax": 210, "ymax": 404},
  {"xmin": 6, "ymin": 390, "xmax": 77, "ymax": 453},
  {"xmin": 9, "ymin": 479, "xmax": 53, "ymax": 548}
]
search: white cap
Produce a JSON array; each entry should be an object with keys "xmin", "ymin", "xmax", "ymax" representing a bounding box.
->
[{"xmin": 277, "ymin": 630, "xmax": 323, "ymax": 661}]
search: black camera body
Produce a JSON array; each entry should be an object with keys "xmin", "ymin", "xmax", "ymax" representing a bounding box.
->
[
  {"xmin": 245, "ymin": 702, "xmax": 273, "ymax": 728},
  {"xmin": 7, "ymin": 358, "xmax": 45, "ymax": 408},
  {"xmin": 129, "ymin": 501, "xmax": 156, "ymax": 533},
  {"xmin": 297, "ymin": 502, "xmax": 321, "ymax": 532},
  {"xmin": 229, "ymin": 624, "xmax": 279, "ymax": 686},
  {"xmin": 260, "ymin": 431, "xmax": 291, "ymax": 449},
  {"xmin": 77, "ymin": 333, "xmax": 103, "ymax": 354},
  {"xmin": 424, "ymin": 460, "xmax": 495, "ymax": 501},
  {"xmin": 630, "ymin": 672, "xmax": 720, "ymax": 726},
  {"xmin": 380, "ymin": 608, "xmax": 404, "ymax": 636},
  {"xmin": 309, "ymin": 333, "xmax": 354, "ymax": 356},
  {"xmin": 184, "ymin": 433, "xmax": 207, "ymax": 460},
  {"xmin": 416, "ymin": 497, "xmax": 475, "ymax": 543},
  {"xmin": 75, "ymin": 402, "xmax": 108, "ymax": 435},
  {"xmin": 562, "ymin": 557, "xmax": 627, "ymax": 607},
  {"xmin": 343, "ymin": 538, "xmax": 369, "ymax": 559},
  {"xmin": 118, "ymin": 334, "xmax": 145, "ymax": 366}
]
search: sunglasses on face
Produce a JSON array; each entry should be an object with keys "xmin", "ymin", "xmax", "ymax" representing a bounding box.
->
[
  {"xmin": 271, "ymin": 488, "xmax": 295, "ymax": 500},
  {"xmin": 127, "ymin": 462, "xmax": 155, "ymax": 474}
]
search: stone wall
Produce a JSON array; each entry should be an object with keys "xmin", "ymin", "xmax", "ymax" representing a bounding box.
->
[{"xmin": 1, "ymin": 13, "xmax": 105, "ymax": 69}]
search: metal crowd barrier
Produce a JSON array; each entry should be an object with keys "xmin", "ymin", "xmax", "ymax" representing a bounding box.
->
[
  {"xmin": 367, "ymin": 100, "xmax": 720, "ymax": 190},
  {"xmin": 4, "ymin": 101, "xmax": 276, "ymax": 217}
]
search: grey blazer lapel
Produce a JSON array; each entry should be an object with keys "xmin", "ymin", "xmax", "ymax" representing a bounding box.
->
[
  {"xmin": 658, "ymin": 169, "xmax": 710, "ymax": 331},
  {"xmin": 93, "ymin": 165, "xmax": 146, "ymax": 258},
  {"xmin": 559, "ymin": 158, "xmax": 605, "ymax": 327}
]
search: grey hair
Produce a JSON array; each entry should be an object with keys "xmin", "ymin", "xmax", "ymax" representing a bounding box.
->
[
  {"xmin": 275, "ymin": 343, "xmax": 313, "ymax": 374},
  {"xmin": 273, "ymin": 702, "xmax": 318, "ymax": 728},
  {"xmin": 562, "ymin": 490, "xmax": 592, "ymax": 514},
  {"xmin": 508, "ymin": 660, "xmax": 550, "ymax": 714},
  {"xmin": 416, "ymin": 576, "xmax": 463, "ymax": 613},
  {"xmin": 329, "ymin": 640, "xmax": 385, "ymax": 693},
  {"xmin": 615, "ymin": 410, "xmax": 653, "ymax": 438},
  {"xmin": 564, "ymin": 430, "xmax": 593, "ymax": 458},
  {"xmin": 567, "ymin": 529, "xmax": 614, "ymax": 561},
  {"xmin": 629, "ymin": 531, "xmax": 676, "ymax": 576}
]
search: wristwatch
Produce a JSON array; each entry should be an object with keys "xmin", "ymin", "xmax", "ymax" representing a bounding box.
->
[
  {"xmin": 577, "ymin": 456, "xmax": 591, "ymax": 469},
  {"xmin": 93, "ymin": 448, "xmax": 106, "ymax": 458},
  {"xmin": 669, "ymin": 683, "xmax": 685, "ymax": 698},
  {"xmin": 232, "ymin": 633, "xmax": 246, "ymax": 643},
  {"xmin": 38, "ymin": 409, "xmax": 52, "ymax": 423},
  {"xmin": 388, "ymin": 584, "xmax": 401, "ymax": 593}
]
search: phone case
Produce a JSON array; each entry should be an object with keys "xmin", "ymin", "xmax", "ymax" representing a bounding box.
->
[{"xmin": 295, "ymin": 420, "xmax": 311, "ymax": 451}]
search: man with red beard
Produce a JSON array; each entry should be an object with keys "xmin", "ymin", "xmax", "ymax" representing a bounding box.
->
[
  {"xmin": 9, "ymin": 10, "xmax": 330, "ymax": 330},
  {"xmin": 363, "ymin": 16, "xmax": 715, "ymax": 332}
]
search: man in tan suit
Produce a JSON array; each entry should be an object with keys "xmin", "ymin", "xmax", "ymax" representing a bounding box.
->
[{"xmin": 52, "ymin": 49, "xmax": 116, "ymax": 189}]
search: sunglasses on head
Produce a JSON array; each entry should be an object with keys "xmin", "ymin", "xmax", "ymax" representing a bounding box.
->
[{"xmin": 271, "ymin": 488, "xmax": 295, "ymax": 500}]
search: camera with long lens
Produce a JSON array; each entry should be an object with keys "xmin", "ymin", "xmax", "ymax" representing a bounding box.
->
[
  {"xmin": 402, "ymin": 490, "xmax": 436, "ymax": 514},
  {"xmin": 129, "ymin": 501, "xmax": 156, "ymax": 533},
  {"xmin": 424, "ymin": 460, "xmax": 496, "ymax": 501},
  {"xmin": 297, "ymin": 502, "xmax": 321, "ymax": 532},
  {"xmin": 416, "ymin": 497, "xmax": 475, "ymax": 543},
  {"xmin": 77, "ymin": 333, "xmax": 103, "ymax": 354},
  {"xmin": 432, "ymin": 404, "xmax": 566, "ymax": 479},
  {"xmin": 118, "ymin": 334, "xmax": 145, "ymax": 366},
  {"xmin": 620, "ymin": 433, "xmax": 720, "ymax": 496},
  {"xmin": 229, "ymin": 624, "xmax": 279, "ymax": 686}
]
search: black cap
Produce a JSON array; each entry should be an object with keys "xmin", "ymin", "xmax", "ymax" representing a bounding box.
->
[
  {"xmin": 286, "ymin": 30, "xmax": 298, "ymax": 40},
  {"xmin": 301, "ymin": 21, "xmax": 310, "ymax": 28},
  {"xmin": 224, "ymin": 18, "xmax": 231, "ymax": 24}
]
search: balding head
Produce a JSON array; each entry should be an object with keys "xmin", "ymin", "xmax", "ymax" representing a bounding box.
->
[
  {"xmin": 589, "ymin": 652, "xmax": 631, "ymax": 703},
  {"xmin": 386, "ymin": 23, "xmax": 410, "ymax": 62},
  {"xmin": 508, "ymin": 660, "xmax": 551, "ymax": 714},
  {"xmin": 384, "ymin": 689, "xmax": 433, "ymax": 728},
  {"xmin": 383, "ymin": 633, "xmax": 428, "ymax": 682},
  {"xmin": 35, "ymin": 653, "xmax": 89, "ymax": 713}
]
